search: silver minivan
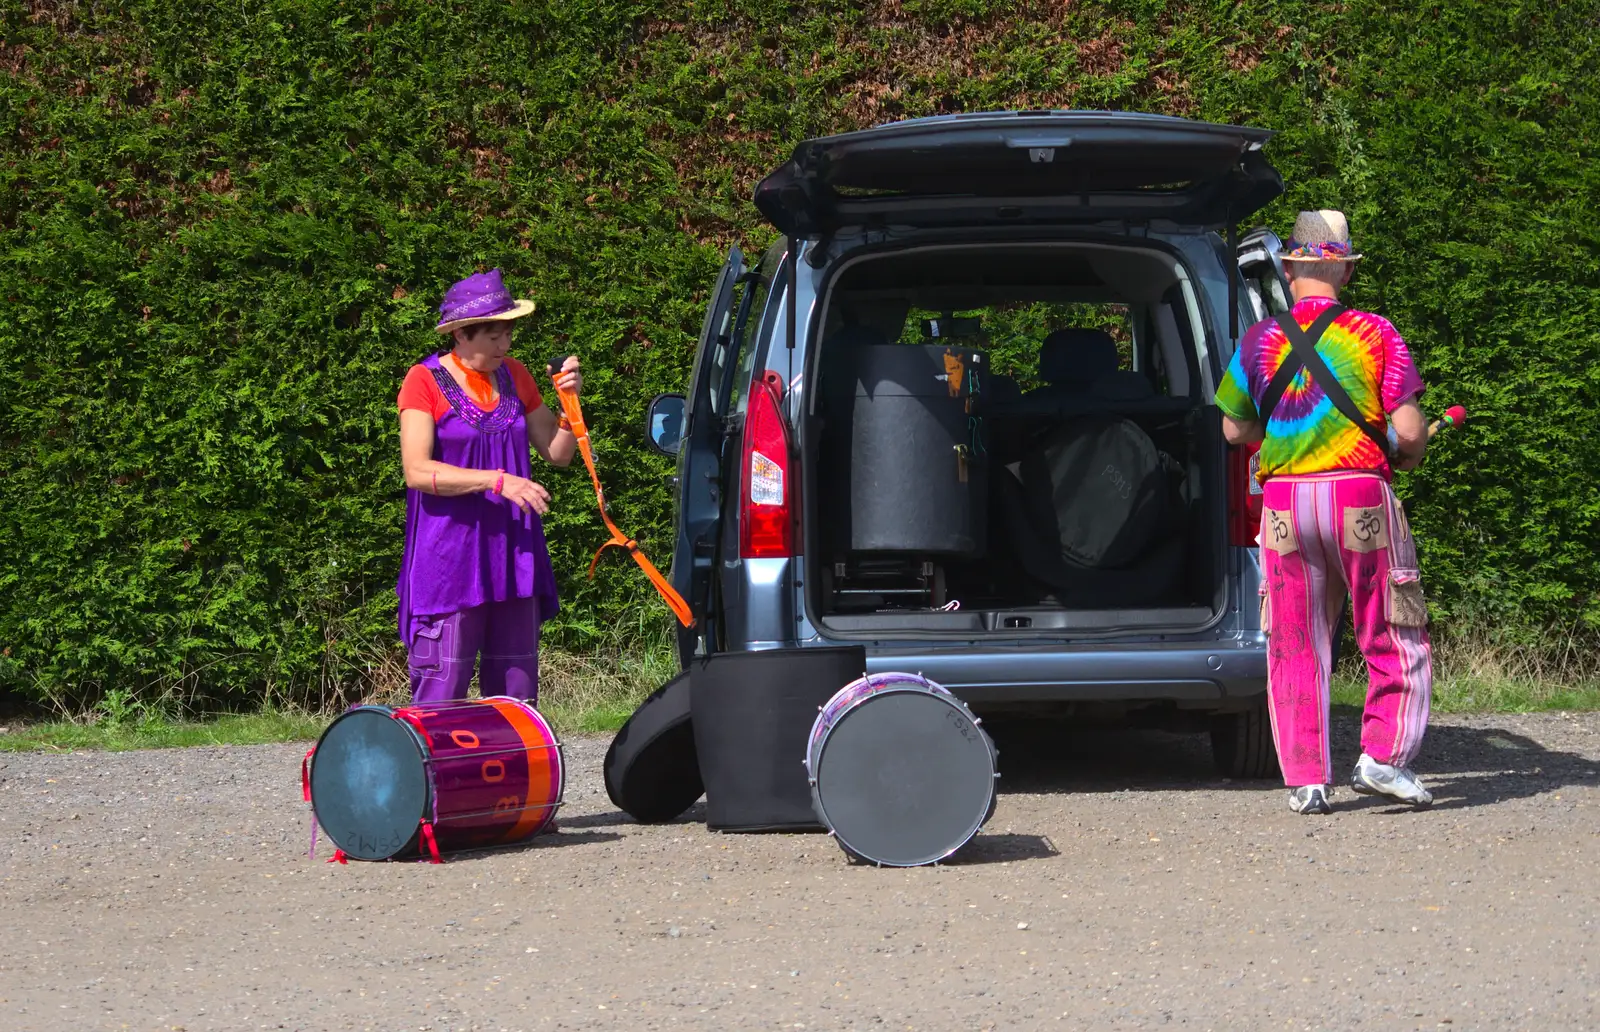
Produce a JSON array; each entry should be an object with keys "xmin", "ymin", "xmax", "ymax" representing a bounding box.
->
[{"xmin": 642, "ymin": 111, "xmax": 1296, "ymax": 781}]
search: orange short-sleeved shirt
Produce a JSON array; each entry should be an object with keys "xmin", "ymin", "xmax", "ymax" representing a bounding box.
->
[{"xmin": 397, "ymin": 356, "xmax": 544, "ymax": 421}]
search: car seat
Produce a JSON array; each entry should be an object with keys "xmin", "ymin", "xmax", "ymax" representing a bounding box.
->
[{"xmin": 1029, "ymin": 328, "xmax": 1121, "ymax": 399}]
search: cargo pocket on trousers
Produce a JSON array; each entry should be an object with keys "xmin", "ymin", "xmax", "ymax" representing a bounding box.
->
[
  {"xmin": 409, "ymin": 619, "xmax": 446, "ymax": 672},
  {"xmin": 1387, "ymin": 569, "xmax": 1428, "ymax": 628},
  {"xmin": 1258, "ymin": 585, "xmax": 1272, "ymax": 636}
]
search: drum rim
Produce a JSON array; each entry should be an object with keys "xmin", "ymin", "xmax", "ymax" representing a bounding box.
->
[
  {"xmin": 807, "ymin": 673, "xmax": 946, "ymax": 769},
  {"xmin": 808, "ymin": 685, "xmax": 997, "ymax": 867},
  {"xmin": 309, "ymin": 705, "xmax": 433, "ymax": 860}
]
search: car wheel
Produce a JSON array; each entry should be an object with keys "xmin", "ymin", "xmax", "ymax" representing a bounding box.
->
[
  {"xmin": 1210, "ymin": 695, "xmax": 1281, "ymax": 779},
  {"xmin": 603, "ymin": 672, "xmax": 704, "ymax": 823}
]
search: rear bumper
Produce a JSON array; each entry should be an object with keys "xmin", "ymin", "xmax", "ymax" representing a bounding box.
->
[{"xmin": 859, "ymin": 639, "xmax": 1267, "ymax": 705}]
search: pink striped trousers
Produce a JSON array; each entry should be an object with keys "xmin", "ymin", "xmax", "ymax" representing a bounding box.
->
[{"xmin": 1258, "ymin": 471, "xmax": 1433, "ymax": 787}]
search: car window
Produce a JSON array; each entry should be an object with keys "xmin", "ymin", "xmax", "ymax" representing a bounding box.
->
[
  {"xmin": 896, "ymin": 302, "xmax": 1133, "ymax": 393},
  {"xmin": 1240, "ymin": 259, "xmax": 1291, "ymax": 321},
  {"xmin": 730, "ymin": 238, "xmax": 786, "ymax": 416}
]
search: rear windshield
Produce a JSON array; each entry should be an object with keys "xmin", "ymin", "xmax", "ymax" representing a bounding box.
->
[
  {"xmin": 817, "ymin": 244, "xmax": 1205, "ymax": 400},
  {"xmin": 896, "ymin": 302, "xmax": 1134, "ymax": 393}
]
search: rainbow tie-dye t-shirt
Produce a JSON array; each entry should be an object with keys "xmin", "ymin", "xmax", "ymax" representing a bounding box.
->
[{"xmin": 1217, "ymin": 297, "xmax": 1424, "ymax": 482}]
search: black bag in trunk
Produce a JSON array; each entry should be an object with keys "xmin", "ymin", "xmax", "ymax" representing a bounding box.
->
[{"xmin": 1020, "ymin": 416, "xmax": 1173, "ymax": 570}]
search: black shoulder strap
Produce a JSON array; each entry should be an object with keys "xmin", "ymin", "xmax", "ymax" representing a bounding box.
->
[
  {"xmin": 1257, "ymin": 305, "xmax": 1344, "ymax": 423},
  {"xmin": 1258, "ymin": 305, "xmax": 1393, "ymax": 460}
]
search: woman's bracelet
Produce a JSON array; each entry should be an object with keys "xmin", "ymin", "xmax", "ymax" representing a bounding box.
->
[
  {"xmin": 557, "ymin": 413, "xmax": 572, "ymax": 433},
  {"xmin": 492, "ymin": 469, "xmax": 506, "ymax": 495}
]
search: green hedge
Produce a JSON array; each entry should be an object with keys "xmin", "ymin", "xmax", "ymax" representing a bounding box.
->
[{"xmin": 3, "ymin": 1, "xmax": 1597, "ymax": 704}]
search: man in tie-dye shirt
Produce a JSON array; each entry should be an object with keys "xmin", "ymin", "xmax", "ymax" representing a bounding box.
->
[{"xmin": 1217, "ymin": 210, "xmax": 1435, "ymax": 816}]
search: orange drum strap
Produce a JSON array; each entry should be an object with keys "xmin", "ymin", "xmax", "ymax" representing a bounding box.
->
[
  {"xmin": 550, "ymin": 377, "xmax": 694, "ymax": 628},
  {"xmin": 485, "ymin": 698, "xmax": 560, "ymax": 842}
]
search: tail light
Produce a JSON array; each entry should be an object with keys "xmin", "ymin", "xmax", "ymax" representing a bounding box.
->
[
  {"xmin": 739, "ymin": 371, "xmax": 794, "ymax": 559},
  {"xmin": 1228, "ymin": 442, "xmax": 1263, "ymax": 547}
]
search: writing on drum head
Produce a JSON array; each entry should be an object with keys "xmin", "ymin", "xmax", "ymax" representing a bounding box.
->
[
  {"xmin": 354, "ymin": 828, "xmax": 410, "ymax": 855},
  {"xmin": 945, "ymin": 707, "xmax": 977, "ymax": 742}
]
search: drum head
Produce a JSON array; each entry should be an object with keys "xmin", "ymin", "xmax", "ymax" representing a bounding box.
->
[
  {"xmin": 814, "ymin": 690, "xmax": 995, "ymax": 866},
  {"xmin": 310, "ymin": 708, "xmax": 429, "ymax": 860}
]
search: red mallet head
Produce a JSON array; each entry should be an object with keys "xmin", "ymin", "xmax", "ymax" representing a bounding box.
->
[{"xmin": 1443, "ymin": 405, "xmax": 1466, "ymax": 426}]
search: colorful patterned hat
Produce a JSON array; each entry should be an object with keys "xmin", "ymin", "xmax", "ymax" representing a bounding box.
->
[
  {"xmin": 434, "ymin": 268, "xmax": 536, "ymax": 333},
  {"xmin": 1281, "ymin": 209, "xmax": 1364, "ymax": 263}
]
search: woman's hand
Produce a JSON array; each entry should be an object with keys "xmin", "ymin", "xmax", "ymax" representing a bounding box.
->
[
  {"xmin": 548, "ymin": 356, "xmax": 582, "ymax": 396},
  {"xmin": 499, "ymin": 475, "xmax": 551, "ymax": 516}
]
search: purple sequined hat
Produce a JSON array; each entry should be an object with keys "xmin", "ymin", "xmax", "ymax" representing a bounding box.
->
[{"xmin": 434, "ymin": 268, "xmax": 537, "ymax": 333}]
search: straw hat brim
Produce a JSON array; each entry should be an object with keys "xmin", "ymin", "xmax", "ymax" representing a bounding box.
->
[
  {"xmin": 434, "ymin": 298, "xmax": 536, "ymax": 334},
  {"xmin": 1281, "ymin": 252, "xmax": 1363, "ymax": 263}
]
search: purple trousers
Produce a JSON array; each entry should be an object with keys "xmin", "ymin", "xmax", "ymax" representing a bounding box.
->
[{"xmin": 407, "ymin": 597, "xmax": 541, "ymax": 704}]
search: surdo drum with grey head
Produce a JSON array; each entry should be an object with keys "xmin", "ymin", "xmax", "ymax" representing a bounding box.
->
[{"xmin": 805, "ymin": 673, "xmax": 999, "ymax": 866}]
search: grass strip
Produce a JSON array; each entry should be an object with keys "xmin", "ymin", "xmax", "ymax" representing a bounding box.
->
[
  {"xmin": 6, "ymin": 645, "xmax": 1598, "ymax": 753},
  {"xmin": 0, "ymin": 641, "xmax": 671, "ymax": 751},
  {"xmin": 0, "ymin": 710, "xmax": 329, "ymax": 753},
  {"xmin": 1331, "ymin": 674, "xmax": 1600, "ymax": 713}
]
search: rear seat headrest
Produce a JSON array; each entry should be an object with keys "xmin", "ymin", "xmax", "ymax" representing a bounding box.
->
[
  {"xmin": 1093, "ymin": 369, "xmax": 1156, "ymax": 401},
  {"xmin": 826, "ymin": 324, "xmax": 891, "ymax": 349},
  {"xmin": 1039, "ymin": 328, "xmax": 1120, "ymax": 387}
]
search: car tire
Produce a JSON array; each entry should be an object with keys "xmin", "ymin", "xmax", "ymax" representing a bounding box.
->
[
  {"xmin": 1210, "ymin": 695, "xmax": 1281, "ymax": 780},
  {"xmin": 603, "ymin": 672, "xmax": 704, "ymax": 823}
]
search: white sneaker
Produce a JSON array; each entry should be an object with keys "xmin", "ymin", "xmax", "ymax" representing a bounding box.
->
[
  {"xmin": 1288, "ymin": 785, "xmax": 1332, "ymax": 815},
  {"xmin": 1351, "ymin": 753, "xmax": 1433, "ymax": 807}
]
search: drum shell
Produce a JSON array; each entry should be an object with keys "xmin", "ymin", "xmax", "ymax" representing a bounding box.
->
[
  {"xmin": 847, "ymin": 345, "xmax": 988, "ymax": 556},
  {"xmin": 397, "ymin": 698, "xmax": 562, "ymax": 852}
]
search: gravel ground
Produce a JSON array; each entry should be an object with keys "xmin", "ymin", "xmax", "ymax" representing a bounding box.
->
[{"xmin": 2, "ymin": 711, "xmax": 1598, "ymax": 1032}]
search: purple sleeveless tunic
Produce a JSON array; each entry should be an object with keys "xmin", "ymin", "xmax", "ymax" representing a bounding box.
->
[{"xmin": 396, "ymin": 353, "xmax": 559, "ymax": 647}]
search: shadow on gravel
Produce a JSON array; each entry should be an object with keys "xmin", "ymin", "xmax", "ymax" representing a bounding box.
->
[
  {"xmin": 557, "ymin": 802, "xmax": 709, "ymax": 830},
  {"xmin": 984, "ymin": 715, "xmax": 1600, "ymax": 810},
  {"xmin": 986, "ymin": 722, "xmax": 1240, "ymax": 795},
  {"xmin": 1391, "ymin": 722, "xmax": 1600, "ymax": 812},
  {"xmin": 941, "ymin": 833, "xmax": 1061, "ymax": 866},
  {"xmin": 444, "ymin": 829, "xmax": 624, "ymax": 861}
]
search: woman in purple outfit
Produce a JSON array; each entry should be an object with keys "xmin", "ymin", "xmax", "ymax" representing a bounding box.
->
[{"xmin": 395, "ymin": 269, "xmax": 581, "ymax": 704}]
